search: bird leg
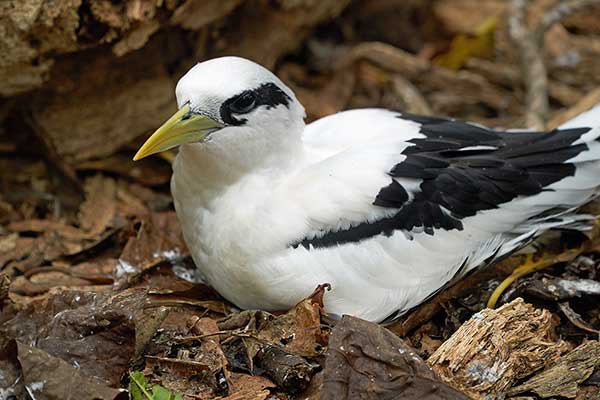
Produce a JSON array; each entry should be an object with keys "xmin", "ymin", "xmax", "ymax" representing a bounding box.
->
[{"xmin": 487, "ymin": 246, "xmax": 585, "ymax": 308}]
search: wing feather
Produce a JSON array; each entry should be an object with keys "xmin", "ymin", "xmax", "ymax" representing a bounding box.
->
[{"xmin": 293, "ymin": 110, "xmax": 596, "ymax": 249}]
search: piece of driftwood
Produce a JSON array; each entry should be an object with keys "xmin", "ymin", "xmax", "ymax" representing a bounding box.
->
[
  {"xmin": 428, "ymin": 298, "xmax": 570, "ymax": 399},
  {"xmin": 508, "ymin": 341, "xmax": 600, "ymax": 398}
]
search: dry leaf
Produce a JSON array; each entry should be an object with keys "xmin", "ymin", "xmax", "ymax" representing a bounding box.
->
[
  {"xmin": 17, "ymin": 341, "xmax": 125, "ymax": 400},
  {"xmin": 79, "ymin": 174, "xmax": 118, "ymax": 236},
  {"xmin": 322, "ymin": 315, "xmax": 470, "ymax": 400},
  {"xmin": 1, "ymin": 288, "xmax": 146, "ymax": 386}
]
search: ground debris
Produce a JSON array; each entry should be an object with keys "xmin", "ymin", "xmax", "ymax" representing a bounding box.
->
[
  {"xmin": 115, "ymin": 211, "xmax": 188, "ymax": 287},
  {"xmin": 16, "ymin": 341, "xmax": 126, "ymax": 400},
  {"xmin": 255, "ymin": 342, "xmax": 318, "ymax": 393},
  {"xmin": 79, "ymin": 174, "xmax": 118, "ymax": 237},
  {"xmin": 508, "ymin": 341, "xmax": 600, "ymax": 398},
  {"xmin": 0, "ymin": 287, "xmax": 147, "ymax": 386},
  {"xmin": 322, "ymin": 315, "xmax": 469, "ymax": 400},
  {"xmin": 2, "ymin": 1, "xmax": 600, "ymax": 398},
  {"xmin": 525, "ymin": 276, "xmax": 600, "ymax": 301},
  {"xmin": 141, "ymin": 286, "xmax": 329, "ymax": 398},
  {"xmin": 218, "ymin": 285, "xmax": 329, "ymax": 393},
  {"xmin": 76, "ymin": 154, "xmax": 172, "ymax": 187},
  {"xmin": 428, "ymin": 298, "xmax": 570, "ymax": 399}
]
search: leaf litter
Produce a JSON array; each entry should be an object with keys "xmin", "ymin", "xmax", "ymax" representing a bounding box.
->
[{"xmin": 2, "ymin": 1, "xmax": 600, "ymax": 399}]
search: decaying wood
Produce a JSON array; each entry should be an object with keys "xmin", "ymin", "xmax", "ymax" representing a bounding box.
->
[
  {"xmin": 213, "ymin": 0, "xmax": 351, "ymax": 69},
  {"xmin": 31, "ymin": 43, "xmax": 177, "ymax": 163},
  {"xmin": 428, "ymin": 298, "xmax": 570, "ymax": 399},
  {"xmin": 508, "ymin": 341, "xmax": 600, "ymax": 398},
  {"xmin": 2, "ymin": 0, "xmax": 354, "ymax": 164}
]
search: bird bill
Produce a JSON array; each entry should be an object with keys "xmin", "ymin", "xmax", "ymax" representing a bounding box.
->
[{"xmin": 133, "ymin": 104, "xmax": 223, "ymax": 161}]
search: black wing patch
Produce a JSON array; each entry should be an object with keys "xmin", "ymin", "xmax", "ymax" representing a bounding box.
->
[{"xmin": 292, "ymin": 112, "xmax": 591, "ymax": 250}]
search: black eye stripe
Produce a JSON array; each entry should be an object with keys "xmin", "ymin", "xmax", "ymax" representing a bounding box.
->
[
  {"xmin": 230, "ymin": 92, "xmax": 257, "ymax": 114},
  {"xmin": 220, "ymin": 83, "xmax": 292, "ymax": 126}
]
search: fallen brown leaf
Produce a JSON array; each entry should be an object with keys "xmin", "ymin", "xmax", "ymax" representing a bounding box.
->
[
  {"xmin": 1, "ymin": 288, "xmax": 147, "ymax": 386},
  {"xmin": 216, "ymin": 286, "xmax": 328, "ymax": 393},
  {"xmin": 17, "ymin": 341, "xmax": 125, "ymax": 399},
  {"xmin": 116, "ymin": 211, "xmax": 187, "ymax": 286},
  {"xmin": 5, "ymin": 219, "xmax": 120, "ymax": 276},
  {"xmin": 190, "ymin": 317, "xmax": 232, "ymax": 391},
  {"xmin": 222, "ymin": 372, "xmax": 275, "ymax": 400},
  {"xmin": 79, "ymin": 174, "xmax": 118, "ymax": 237},
  {"xmin": 0, "ymin": 337, "xmax": 25, "ymax": 399},
  {"xmin": 256, "ymin": 284, "xmax": 329, "ymax": 357},
  {"xmin": 322, "ymin": 315, "xmax": 469, "ymax": 400},
  {"xmin": 76, "ymin": 155, "xmax": 172, "ymax": 187}
]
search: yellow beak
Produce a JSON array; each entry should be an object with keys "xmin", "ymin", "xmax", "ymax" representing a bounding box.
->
[{"xmin": 133, "ymin": 104, "xmax": 223, "ymax": 161}]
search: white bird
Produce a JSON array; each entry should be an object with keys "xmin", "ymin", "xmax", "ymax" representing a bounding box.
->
[{"xmin": 134, "ymin": 56, "xmax": 600, "ymax": 322}]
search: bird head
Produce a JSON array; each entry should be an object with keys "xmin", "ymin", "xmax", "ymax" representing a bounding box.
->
[{"xmin": 133, "ymin": 56, "xmax": 306, "ymax": 161}]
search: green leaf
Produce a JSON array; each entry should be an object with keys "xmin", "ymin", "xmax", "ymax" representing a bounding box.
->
[
  {"xmin": 151, "ymin": 385, "xmax": 174, "ymax": 400},
  {"xmin": 129, "ymin": 370, "xmax": 183, "ymax": 400},
  {"xmin": 129, "ymin": 371, "xmax": 153, "ymax": 400}
]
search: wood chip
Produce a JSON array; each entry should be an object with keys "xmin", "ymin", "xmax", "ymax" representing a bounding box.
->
[
  {"xmin": 509, "ymin": 341, "xmax": 600, "ymax": 398},
  {"xmin": 428, "ymin": 298, "xmax": 570, "ymax": 399}
]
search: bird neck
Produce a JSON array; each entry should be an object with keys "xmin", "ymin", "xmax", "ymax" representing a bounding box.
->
[{"xmin": 173, "ymin": 123, "xmax": 305, "ymax": 200}]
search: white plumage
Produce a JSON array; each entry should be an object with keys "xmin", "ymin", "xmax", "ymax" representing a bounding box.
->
[{"xmin": 136, "ymin": 56, "xmax": 600, "ymax": 322}]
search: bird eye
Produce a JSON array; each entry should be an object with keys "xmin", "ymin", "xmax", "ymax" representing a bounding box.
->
[{"xmin": 229, "ymin": 92, "xmax": 257, "ymax": 114}]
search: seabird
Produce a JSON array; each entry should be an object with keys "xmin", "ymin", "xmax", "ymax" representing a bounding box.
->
[{"xmin": 134, "ymin": 56, "xmax": 600, "ymax": 322}]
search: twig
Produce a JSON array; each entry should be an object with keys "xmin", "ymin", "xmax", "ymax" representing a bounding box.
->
[
  {"xmin": 547, "ymin": 86, "xmax": 600, "ymax": 129},
  {"xmin": 511, "ymin": 0, "xmax": 600, "ymax": 130},
  {"xmin": 390, "ymin": 75, "xmax": 433, "ymax": 115},
  {"xmin": 510, "ymin": 0, "xmax": 548, "ymax": 130},
  {"xmin": 535, "ymin": 0, "xmax": 600, "ymax": 43},
  {"xmin": 558, "ymin": 302, "xmax": 600, "ymax": 335},
  {"xmin": 23, "ymin": 265, "xmax": 113, "ymax": 284}
]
